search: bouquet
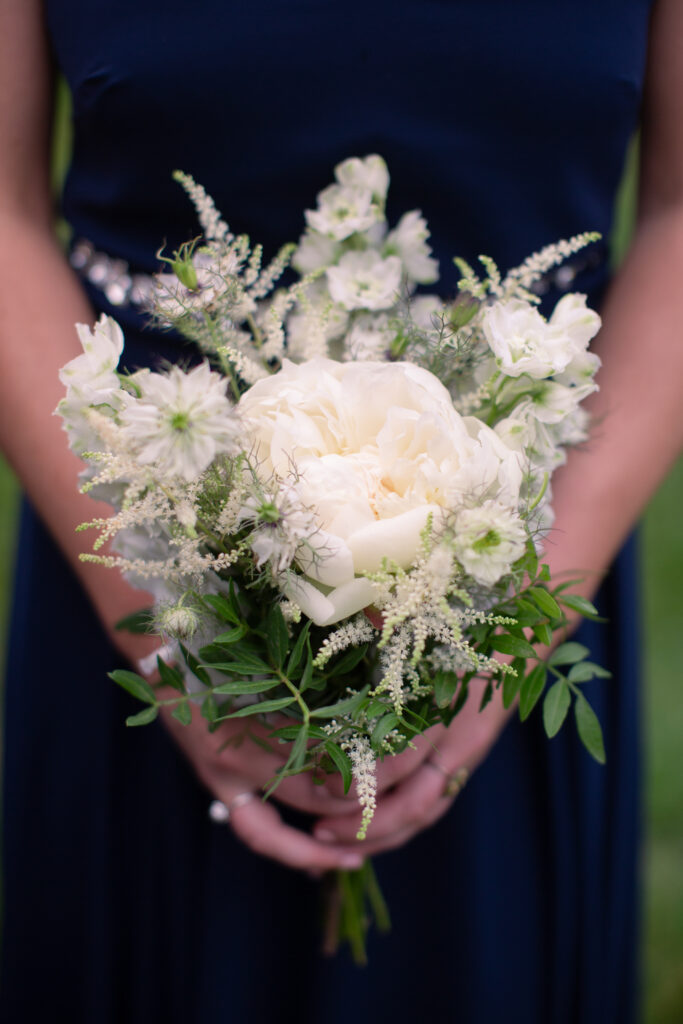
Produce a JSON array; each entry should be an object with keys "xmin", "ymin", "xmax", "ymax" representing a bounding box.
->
[{"xmin": 58, "ymin": 155, "xmax": 609, "ymax": 962}]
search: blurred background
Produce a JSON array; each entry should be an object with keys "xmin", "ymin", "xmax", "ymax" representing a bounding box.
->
[{"xmin": 0, "ymin": 88, "xmax": 681, "ymax": 1022}]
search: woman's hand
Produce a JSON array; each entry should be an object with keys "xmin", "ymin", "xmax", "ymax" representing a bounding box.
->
[
  {"xmin": 312, "ymin": 679, "xmax": 514, "ymax": 856},
  {"xmin": 159, "ymin": 695, "xmax": 365, "ymax": 872}
]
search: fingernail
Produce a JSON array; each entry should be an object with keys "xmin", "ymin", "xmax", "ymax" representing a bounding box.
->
[
  {"xmin": 341, "ymin": 854, "xmax": 363, "ymax": 869},
  {"xmin": 316, "ymin": 828, "xmax": 335, "ymax": 842}
]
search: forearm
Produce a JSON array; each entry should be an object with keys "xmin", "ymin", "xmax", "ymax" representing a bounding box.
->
[
  {"xmin": 0, "ymin": 211, "xmax": 155, "ymax": 659},
  {"xmin": 544, "ymin": 205, "xmax": 683, "ymax": 593}
]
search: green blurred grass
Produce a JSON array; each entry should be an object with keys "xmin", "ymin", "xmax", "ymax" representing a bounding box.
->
[{"xmin": 0, "ymin": 108, "xmax": 681, "ymax": 1021}]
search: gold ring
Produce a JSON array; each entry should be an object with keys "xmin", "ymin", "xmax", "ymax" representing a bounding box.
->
[{"xmin": 426, "ymin": 761, "xmax": 470, "ymax": 798}]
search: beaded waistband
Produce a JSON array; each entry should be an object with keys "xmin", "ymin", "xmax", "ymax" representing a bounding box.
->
[{"xmin": 70, "ymin": 237, "xmax": 607, "ymax": 310}]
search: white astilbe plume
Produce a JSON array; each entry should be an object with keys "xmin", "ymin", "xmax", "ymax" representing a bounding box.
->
[
  {"xmin": 172, "ymin": 170, "xmax": 231, "ymax": 242},
  {"xmin": 342, "ymin": 735, "xmax": 377, "ymax": 840},
  {"xmin": 313, "ymin": 616, "xmax": 377, "ymax": 669},
  {"xmin": 502, "ymin": 232, "xmax": 601, "ymax": 296}
]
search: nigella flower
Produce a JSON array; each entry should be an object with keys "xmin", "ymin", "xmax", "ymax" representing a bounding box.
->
[{"xmin": 118, "ymin": 363, "xmax": 240, "ymax": 482}]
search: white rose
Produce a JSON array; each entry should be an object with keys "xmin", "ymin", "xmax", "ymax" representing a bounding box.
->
[
  {"xmin": 326, "ymin": 251, "xmax": 403, "ymax": 311},
  {"xmin": 482, "ymin": 293, "xmax": 601, "ymax": 379},
  {"xmin": 238, "ymin": 358, "xmax": 523, "ymax": 625}
]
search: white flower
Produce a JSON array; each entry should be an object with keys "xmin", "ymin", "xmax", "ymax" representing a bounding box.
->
[
  {"xmin": 482, "ymin": 293, "xmax": 600, "ymax": 379},
  {"xmin": 238, "ymin": 358, "xmax": 523, "ymax": 624},
  {"xmin": 57, "ymin": 315, "xmax": 126, "ymax": 454},
  {"xmin": 242, "ymin": 485, "xmax": 319, "ymax": 575},
  {"xmin": 409, "ymin": 295, "xmax": 443, "ymax": 331},
  {"xmin": 305, "ymin": 184, "xmax": 380, "ymax": 241},
  {"xmin": 345, "ymin": 313, "xmax": 394, "ymax": 360},
  {"xmin": 385, "ymin": 211, "xmax": 439, "ymax": 284},
  {"xmin": 326, "ymin": 251, "xmax": 403, "ymax": 311},
  {"xmin": 292, "ymin": 231, "xmax": 341, "ymax": 274},
  {"xmin": 334, "ymin": 154, "xmax": 390, "ymax": 203},
  {"xmin": 118, "ymin": 363, "xmax": 239, "ymax": 481},
  {"xmin": 59, "ymin": 315, "xmax": 124, "ymax": 407},
  {"xmin": 452, "ymin": 502, "xmax": 527, "ymax": 586}
]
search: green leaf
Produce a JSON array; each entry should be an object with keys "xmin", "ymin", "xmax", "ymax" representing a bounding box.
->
[
  {"xmin": 179, "ymin": 645, "xmax": 211, "ymax": 686},
  {"xmin": 226, "ymin": 696, "xmax": 295, "ymax": 718},
  {"xmin": 201, "ymin": 694, "xmax": 219, "ymax": 723},
  {"xmin": 299, "ymin": 650, "xmax": 314, "ymax": 693},
  {"xmin": 559, "ymin": 594, "xmax": 600, "ymax": 619},
  {"xmin": 286, "ymin": 725, "xmax": 309, "ymax": 772},
  {"xmin": 114, "ymin": 609, "xmax": 154, "ymax": 634},
  {"xmin": 478, "ymin": 680, "xmax": 494, "ymax": 711},
  {"xmin": 549, "ymin": 642, "xmax": 590, "ymax": 666},
  {"xmin": 324, "ymin": 742, "xmax": 353, "ymax": 794},
  {"xmin": 311, "ymin": 685, "xmax": 370, "ymax": 719},
  {"xmin": 212, "ymin": 678, "xmax": 281, "ymax": 695},
  {"xmin": 203, "ymin": 656, "xmax": 272, "ymax": 676},
  {"xmin": 266, "ymin": 605, "xmax": 289, "ymax": 669},
  {"xmin": 512, "ymin": 599, "xmax": 542, "ymax": 627},
  {"xmin": 539, "ymin": 563, "xmax": 551, "ymax": 582},
  {"xmin": 574, "ymin": 693, "xmax": 606, "ymax": 764},
  {"xmin": 489, "ymin": 634, "xmax": 537, "ymax": 659},
  {"xmin": 171, "ymin": 702, "xmax": 192, "ymax": 726},
  {"xmin": 286, "ymin": 621, "xmax": 311, "ymax": 677},
  {"xmin": 519, "ymin": 663, "xmax": 547, "ymax": 720},
  {"xmin": 272, "ymin": 724, "xmax": 328, "ymax": 741},
  {"xmin": 364, "ymin": 699, "xmax": 389, "ymax": 719},
  {"xmin": 126, "ymin": 705, "xmax": 159, "ymax": 727},
  {"xmin": 528, "ymin": 587, "xmax": 562, "ymax": 620},
  {"xmin": 157, "ymin": 657, "xmax": 186, "ymax": 693},
  {"xmin": 326, "ymin": 644, "xmax": 369, "ymax": 677},
  {"xmin": 109, "ymin": 670, "xmax": 157, "ymax": 705},
  {"xmin": 502, "ymin": 667, "xmax": 522, "ymax": 709},
  {"xmin": 533, "ymin": 622, "xmax": 553, "ymax": 647},
  {"xmin": 434, "ymin": 671, "xmax": 459, "ymax": 709},
  {"xmin": 211, "ymin": 625, "xmax": 249, "ymax": 645},
  {"xmin": 203, "ymin": 592, "xmax": 241, "ymax": 625},
  {"xmin": 543, "ymin": 680, "xmax": 571, "ymax": 737},
  {"xmin": 371, "ymin": 713, "xmax": 400, "ymax": 750}
]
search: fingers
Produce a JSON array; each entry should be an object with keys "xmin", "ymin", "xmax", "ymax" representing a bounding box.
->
[
  {"xmin": 314, "ymin": 760, "xmax": 451, "ymax": 851},
  {"xmin": 226, "ymin": 795, "xmax": 364, "ymax": 872}
]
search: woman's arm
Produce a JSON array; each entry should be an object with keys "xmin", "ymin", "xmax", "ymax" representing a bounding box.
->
[
  {"xmin": 0, "ymin": 0, "xmax": 364, "ymax": 873},
  {"xmin": 313, "ymin": 0, "xmax": 683, "ymax": 854}
]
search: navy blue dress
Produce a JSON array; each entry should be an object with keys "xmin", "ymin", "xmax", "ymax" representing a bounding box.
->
[{"xmin": 2, "ymin": 2, "xmax": 651, "ymax": 1021}]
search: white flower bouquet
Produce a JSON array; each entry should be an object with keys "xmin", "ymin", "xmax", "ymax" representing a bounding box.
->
[{"xmin": 58, "ymin": 155, "xmax": 609, "ymax": 961}]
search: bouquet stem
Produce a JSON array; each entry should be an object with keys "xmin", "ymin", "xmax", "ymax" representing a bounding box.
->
[{"xmin": 321, "ymin": 860, "xmax": 391, "ymax": 966}]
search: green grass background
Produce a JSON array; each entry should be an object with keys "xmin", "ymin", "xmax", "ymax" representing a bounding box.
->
[{"xmin": 0, "ymin": 102, "xmax": 681, "ymax": 1020}]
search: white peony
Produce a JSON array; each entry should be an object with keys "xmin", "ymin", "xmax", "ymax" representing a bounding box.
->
[
  {"xmin": 118, "ymin": 363, "xmax": 240, "ymax": 482},
  {"xmin": 326, "ymin": 251, "xmax": 403, "ymax": 311},
  {"xmin": 238, "ymin": 358, "xmax": 523, "ymax": 625},
  {"xmin": 482, "ymin": 293, "xmax": 601, "ymax": 379}
]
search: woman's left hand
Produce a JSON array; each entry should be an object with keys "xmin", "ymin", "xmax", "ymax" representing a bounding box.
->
[{"xmin": 312, "ymin": 679, "xmax": 514, "ymax": 856}]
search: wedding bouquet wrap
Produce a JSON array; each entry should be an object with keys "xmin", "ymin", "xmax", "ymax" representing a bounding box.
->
[{"xmin": 59, "ymin": 155, "xmax": 609, "ymax": 959}]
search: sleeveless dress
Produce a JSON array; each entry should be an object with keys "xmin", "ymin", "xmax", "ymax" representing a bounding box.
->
[{"xmin": 1, "ymin": 2, "xmax": 651, "ymax": 1021}]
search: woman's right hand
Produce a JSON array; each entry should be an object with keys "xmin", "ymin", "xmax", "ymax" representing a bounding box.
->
[{"xmin": 160, "ymin": 696, "xmax": 364, "ymax": 873}]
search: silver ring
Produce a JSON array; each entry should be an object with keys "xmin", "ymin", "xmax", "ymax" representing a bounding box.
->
[
  {"xmin": 208, "ymin": 792, "xmax": 255, "ymax": 823},
  {"xmin": 425, "ymin": 760, "xmax": 470, "ymax": 798}
]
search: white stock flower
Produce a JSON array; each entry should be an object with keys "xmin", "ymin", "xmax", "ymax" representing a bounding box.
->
[
  {"xmin": 334, "ymin": 154, "xmax": 390, "ymax": 203},
  {"xmin": 238, "ymin": 358, "xmax": 523, "ymax": 625},
  {"xmin": 345, "ymin": 313, "xmax": 394, "ymax": 360},
  {"xmin": 385, "ymin": 211, "xmax": 439, "ymax": 284},
  {"xmin": 326, "ymin": 251, "xmax": 403, "ymax": 311},
  {"xmin": 292, "ymin": 231, "xmax": 341, "ymax": 274},
  {"xmin": 57, "ymin": 315, "xmax": 126, "ymax": 454},
  {"xmin": 305, "ymin": 184, "xmax": 380, "ymax": 241},
  {"xmin": 452, "ymin": 502, "xmax": 527, "ymax": 586},
  {"xmin": 59, "ymin": 315, "xmax": 124, "ymax": 407},
  {"xmin": 482, "ymin": 293, "xmax": 600, "ymax": 379},
  {"xmin": 118, "ymin": 363, "xmax": 239, "ymax": 481}
]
